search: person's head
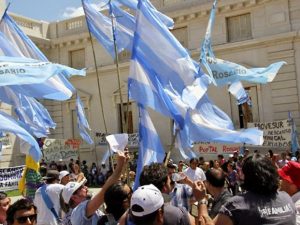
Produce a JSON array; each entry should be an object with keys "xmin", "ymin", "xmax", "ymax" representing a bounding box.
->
[
  {"xmin": 190, "ymin": 158, "xmax": 199, "ymax": 170},
  {"xmin": 104, "ymin": 181, "xmax": 132, "ymax": 221},
  {"xmin": 59, "ymin": 171, "xmax": 70, "ymax": 185},
  {"xmin": 199, "ymin": 157, "xmax": 205, "ymax": 165},
  {"xmin": 241, "ymin": 154, "xmax": 279, "ymax": 195},
  {"xmin": 0, "ymin": 192, "xmax": 11, "ymax": 223},
  {"xmin": 130, "ymin": 184, "xmax": 164, "ymax": 225},
  {"xmin": 43, "ymin": 170, "xmax": 60, "ymax": 184},
  {"xmin": 6, "ymin": 199, "xmax": 37, "ymax": 225},
  {"xmin": 278, "ymin": 161, "xmax": 300, "ymax": 196},
  {"xmin": 281, "ymin": 152, "xmax": 287, "ymax": 160},
  {"xmin": 227, "ymin": 161, "xmax": 235, "ymax": 172},
  {"xmin": 139, "ymin": 163, "xmax": 171, "ymax": 193},
  {"xmin": 204, "ymin": 169, "xmax": 226, "ymax": 196},
  {"xmin": 268, "ymin": 150, "xmax": 274, "ymax": 158},
  {"xmin": 244, "ymin": 149, "xmax": 250, "ymax": 157},
  {"xmin": 177, "ymin": 161, "xmax": 184, "ymax": 172},
  {"xmin": 166, "ymin": 163, "xmax": 177, "ymax": 177},
  {"xmin": 62, "ymin": 179, "xmax": 88, "ymax": 208},
  {"xmin": 213, "ymin": 160, "xmax": 220, "ymax": 169}
]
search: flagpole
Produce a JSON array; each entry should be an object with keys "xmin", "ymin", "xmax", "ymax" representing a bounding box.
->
[
  {"xmin": 109, "ymin": 1, "xmax": 127, "ymax": 134},
  {"xmin": 81, "ymin": 0, "xmax": 114, "ymax": 171},
  {"xmin": 164, "ymin": 128, "xmax": 179, "ymax": 166}
]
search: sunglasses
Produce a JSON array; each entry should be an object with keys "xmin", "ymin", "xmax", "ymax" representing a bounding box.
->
[{"xmin": 15, "ymin": 214, "xmax": 37, "ymax": 224}]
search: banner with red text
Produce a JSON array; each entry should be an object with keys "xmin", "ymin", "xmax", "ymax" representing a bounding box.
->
[
  {"xmin": 43, "ymin": 139, "xmax": 81, "ymax": 162},
  {"xmin": 193, "ymin": 142, "xmax": 241, "ymax": 155}
]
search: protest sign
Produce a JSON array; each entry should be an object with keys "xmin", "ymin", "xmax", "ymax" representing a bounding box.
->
[
  {"xmin": 0, "ymin": 165, "xmax": 24, "ymax": 191},
  {"xmin": 95, "ymin": 132, "xmax": 139, "ymax": 147},
  {"xmin": 0, "ymin": 133, "xmax": 11, "ymax": 149},
  {"xmin": 193, "ymin": 142, "xmax": 241, "ymax": 155},
  {"xmin": 248, "ymin": 120, "xmax": 291, "ymax": 148},
  {"xmin": 43, "ymin": 139, "xmax": 81, "ymax": 162}
]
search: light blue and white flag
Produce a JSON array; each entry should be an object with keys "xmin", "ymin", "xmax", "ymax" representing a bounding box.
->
[
  {"xmin": 288, "ymin": 111, "xmax": 299, "ymax": 154},
  {"xmin": 0, "ymin": 87, "xmax": 55, "ymax": 137},
  {"xmin": 76, "ymin": 95, "xmax": 94, "ymax": 145},
  {"xmin": 0, "ymin": 56, "xmax": 85, "ymax": 86},
  {"xmin": 0, "ymin": 12, "xmax": 76, "ymax": 100},
  {"xmin": 200, "ymin": 0, "xmax": 286, "ymax": 86},
  {"xmin": 129, "ymin": 0, "xmax": 208, "ymax": 126},
  {"xmin": 82, "ymin": 0, "xmax": 133, "ymax": 58},
  {"xmin": 117, "ymin": 0, "xmax": 174, "ymax": 29},
  {"xmin": 228, "ymin": 81, "xmax": 251, "ymax": 105},
  {"xmin": 0, "ymin": 111, "xmax": 41, "ymax": 161},
  {"xmin": 0, "ymin": 132, "xmax": 3, "ymax": 160},
  {"xmin": 133, "ymin": 105, "xmax": 165, "ymax": 190}
]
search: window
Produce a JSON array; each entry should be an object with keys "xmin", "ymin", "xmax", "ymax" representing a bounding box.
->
[
  {"xmin": 66, "ymin": 20, "xmax": 83, "ymax": 30},
  {"xmin": 171, "ymin": 27, "xmax": 188, "ymax": 48},
  {"xmin": 118, "ymin": 102, "xmax": 133, "ymax": 133},
  {"xmin": 69, "ymin": 49, "xmax": 85, "ymax": 69},
  {"xmin": 230, "ymin": 86, "xmax": 259, "ymax": 128},
  {"xmin": 227, "ymin": 13, "xmax": 252, "ymax": 42}
]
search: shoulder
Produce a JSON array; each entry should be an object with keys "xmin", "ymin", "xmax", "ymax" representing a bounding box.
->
[
  {"xmin": 47, "ymin": 183, "xmax": 64, "ymax": 192},
  {"xmin": 163, "ymin": 204, "xmax": 191, "ymax": 225}
]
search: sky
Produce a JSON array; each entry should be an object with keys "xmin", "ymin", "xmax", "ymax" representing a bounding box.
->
[{"xmin": 4, "ymin": 0, "xmax": 101, "ymax": 22}]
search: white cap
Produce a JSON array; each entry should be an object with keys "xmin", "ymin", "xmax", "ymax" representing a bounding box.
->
[
  {"xmin": 59, "ymin": 171, "xmax": 70, "ymax": 181},
  {"xmin": 130, "ymin": 184, "xmax": 164, "ymax": 217},
  {"xmin": 62, "ymin": 178, "xmax": 87, "ymax": 204}
]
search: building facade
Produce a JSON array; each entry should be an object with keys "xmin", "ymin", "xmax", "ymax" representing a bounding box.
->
[{"xmin": 1, "ymin": 0, "xmax": 300, "ymax": 167}]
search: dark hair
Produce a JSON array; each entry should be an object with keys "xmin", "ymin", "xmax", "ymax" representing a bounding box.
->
[
  {"xmin": 190, "ymin": 158, "xmax": 198, "ymax": 164},
  {"xmin": 205, "ymin": 169, "xmax": 225, "ymax": 188},
  {"xmin": 242, "ymin": 154, "xmax": 279, "ymax": 195},
  {"xmin": 104, "ymin": 181, "xmax": 131, "ymax": 221},
  {"xmin": 130, "ymin": 205, "xmax": 164, "ymax": 225},
  {"xmin": 139, "ymin": 163, "xmax": 168, "ymax": 191},
  {"xmin": 6, "ymin": 199, "xmax": 37, "ymax": 225},
  {"xmin": 0, "ymin": 191, "xmax": 7, "ymax": 200},
  {"xmin": 167, "ymin": 163, "xmax": 176, "ymax": 169}
]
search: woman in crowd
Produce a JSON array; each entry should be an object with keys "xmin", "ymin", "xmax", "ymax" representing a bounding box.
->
[
  {"xmin": 197, "ymin": 153, "xmax": 297, "ymax": 225},
  {"xmin": 70, "ymin": 163, "xmax": 85, "ymax": 182}
]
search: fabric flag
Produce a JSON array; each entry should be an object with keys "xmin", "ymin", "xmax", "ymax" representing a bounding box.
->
[
  {"xmin": 76, "ymin": 95, "xmax": 94, "ymax": 145},
  {"xmin": 288, "ymin": 112, "xmax": 299, "ymax": 154},
  {"xmin": 228, "ymin": 81, "xmax": 251, "ymax": 105},
  {"xmin": 0, "ymin": 132, "xmax": 3, "ymax": 160},
  {"xmin": 117, "ymin": 0, "xmax": 174, "ymax": 29},
  {"xmin": 200, "ymin": 0, "xmax": 286, "ymax": 87},
  {"xmin": 0, "ymin": 56, "xmax": 85, "ymax": 86},
  {"xmin": 128, "ymin": 0, "xmax": 208, "ymax": 129},
  {"xmin": 82, "ymin": 0, "xmax": 133, "ymax": 58},
  {"xmin": 0, "ymin": 87, "xmax": 55, "ymax": 137},
  {"xmin": 0, "ymin": 111, "xmax": 41, "ymax": 161},
  {"xmin": 0, "ymin": 12, "xmax": 76, "ymax": 100},
  {"xmin": 133, "ymin": 105, "xmax": 165, "ymax": 190}
]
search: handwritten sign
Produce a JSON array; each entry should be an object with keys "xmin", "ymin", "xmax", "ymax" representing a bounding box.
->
[
  {"xmin": 193, "ymin": 142, "xmax": 241, "ymax": 154},
  {"xmin": 0, "ymin": 165, "xmax": 24, "ymax": 191},
  {"xmin": 43, "ymin": 139, "xmax": 81, "ymax": 162},
  {"xmin": 95, "ymin": 132, "xmax": 139, "ymax": 147},
  {"xmin": 248, "ymin": 120, "xmax": 291, "ymax": 148}
]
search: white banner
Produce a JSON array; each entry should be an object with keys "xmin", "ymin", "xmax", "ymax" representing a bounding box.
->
[
  {"xmin": 193, "ymin": 142, "xmax": 241, "ymax": 155},
  {"xmin": 43, "ymin": 139, "xmax": 81, "ymax": 162},
  {"xmin": 95, "ymin": 132, "xmax": 139, "ymax": 147},
  {"xmin": 0, "ymin": 165, "xmax": 24, "ymax": 191},
  {"xmin": 248, "ymin": 120, "xmax": 291, "ymax": 148},
  {"xmin": 0, "ymin": 133, "xmax": 11, "ymax": 149}
]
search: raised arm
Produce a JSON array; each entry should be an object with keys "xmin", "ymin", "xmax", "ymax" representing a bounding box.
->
[{"xmin": 85, "ymin": 151, "xmax": 129, "ymax": 217}]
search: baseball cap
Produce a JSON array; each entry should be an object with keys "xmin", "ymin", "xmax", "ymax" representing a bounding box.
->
[
  {"xmin": 59, "ymin": 171, "xmax": 70, "ymax": 181},
  {"xmin": 62, "ymin": 178, "xmax": 87, "ymax": 204},
  {"xmin": 278, "ymin": 161, "xmax": 300, "ymax": 189},
  {"xmin": 43, "ymin": 170, "xmax": 60, "ymax": 180},
  {"xmin": 130, "ymin": 184, "xmax": 164, "ymax": 217}
]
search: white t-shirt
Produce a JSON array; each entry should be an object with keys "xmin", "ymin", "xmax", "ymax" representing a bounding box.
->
[
  {"xmin": 183, "ymin": 167, "xmax": 206, "ymax": 181},
  {"xmin": 292, "ymin": 191, "xmax": 300, "ymax": 225},
  {"xmin": 34, "ymin": 183, "xmax": 64, "ymax": 225}
]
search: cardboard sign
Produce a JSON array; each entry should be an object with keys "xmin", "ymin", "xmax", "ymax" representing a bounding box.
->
[
  {"xmin": 0, "ymin": 165, "xmax": 24, "ymax": 191},
  {"xmin": 43, "ymin": 139, "xmax": 81, "ymax": 162},
  {"xmin": 248, "ymin": 120, "xmax": 291, "ymax": 148},
  {"xmin": 95, "ymin": 132, "xmax": 139, "ymax": 147}
]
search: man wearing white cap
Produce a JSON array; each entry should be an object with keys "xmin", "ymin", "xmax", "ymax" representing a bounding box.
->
[
  {"xmin": 129, "ymin": 184, "xmax": 164, "ymax": 225},
  {"xmin": 59, "ymin": 171, "xmax": 70, "ymax": 185},
  {"xmin": 62, "ymin": 151, "xmax": 129, "ymax": 225}
]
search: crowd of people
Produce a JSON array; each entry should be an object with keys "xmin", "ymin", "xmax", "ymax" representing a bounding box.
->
[{"xmin": 1, "ymin": 148, "xmax": 300, "ymax": 225}]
